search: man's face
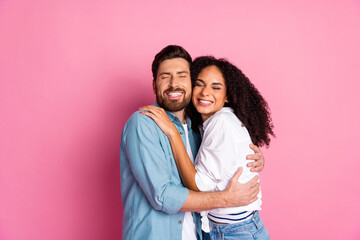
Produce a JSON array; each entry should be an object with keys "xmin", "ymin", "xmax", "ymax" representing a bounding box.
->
[{"xmin": 153, "ymin": 58, "xmax": 192, "ymax": 112}]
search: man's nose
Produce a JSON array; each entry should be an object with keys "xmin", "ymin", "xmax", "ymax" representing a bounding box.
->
[{"xmin": 169, "ymin": 76, "xmax": 179, "ymax": 87}]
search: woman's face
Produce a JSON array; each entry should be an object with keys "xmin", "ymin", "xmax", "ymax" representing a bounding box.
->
[{"xmin": 192, "ymin": 65, "xmax": 228, "ymax": 122}]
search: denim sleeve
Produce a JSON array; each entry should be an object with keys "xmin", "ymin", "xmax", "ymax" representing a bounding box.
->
[{"xmin": 122, "ymin": 112, "xmax": 189, "ymax": 214}]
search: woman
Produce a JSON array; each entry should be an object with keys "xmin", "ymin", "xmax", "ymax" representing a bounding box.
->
[{"xmin": 141, "ymin": 56, "xmax": 274, "ymax": 239}]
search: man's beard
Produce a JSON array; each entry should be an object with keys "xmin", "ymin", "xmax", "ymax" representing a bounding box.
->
[{"xmin": 156, "ymin": 88, "xmax": 191, "ymax": 112}]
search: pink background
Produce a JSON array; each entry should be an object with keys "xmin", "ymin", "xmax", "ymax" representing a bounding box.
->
[{"xmin": 1, "ymin": 0, "xmax": 360, "ymax": 239}]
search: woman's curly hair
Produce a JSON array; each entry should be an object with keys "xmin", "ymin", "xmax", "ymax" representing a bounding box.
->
[{"xmin": 186, "ymin": 56, "xmax": 274, "ymax": 147}]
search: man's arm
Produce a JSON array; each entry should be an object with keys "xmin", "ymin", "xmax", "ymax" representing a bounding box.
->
[
  {"xmin": 122, "ymin": 112, "xmax": 189, "ymax": 214},
  {"xmin": 123, "ymin": 112, "xmax": 261, "ymax": 214},
  {"xmin": 180, "ymin": 167, "xmax": 260, "ymax": 212}
]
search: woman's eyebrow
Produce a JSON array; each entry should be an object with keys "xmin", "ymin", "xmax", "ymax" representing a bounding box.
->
[{"xmin": 195, "ymin": 79, "xmax": 205, "ymax": 83}]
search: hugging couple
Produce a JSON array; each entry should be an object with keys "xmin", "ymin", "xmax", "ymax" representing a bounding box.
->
[{"xmin": 120, "ymin": 45, "xmax": 274, "ymax": 240}]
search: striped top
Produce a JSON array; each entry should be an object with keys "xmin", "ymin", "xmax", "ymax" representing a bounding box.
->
[{"xmin": 208, "ymin": 211, "xmax": 255, "ymax": 224}]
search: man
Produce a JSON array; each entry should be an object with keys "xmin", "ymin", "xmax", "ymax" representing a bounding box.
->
[{"xmin": 120, "ymin": 45, "xmax": 264, "ymax": 240}]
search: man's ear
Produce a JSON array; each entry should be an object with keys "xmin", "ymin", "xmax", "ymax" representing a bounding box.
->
[{"xmin": 152, "ymin": 80, "xmax": 156, "ymax": 94}]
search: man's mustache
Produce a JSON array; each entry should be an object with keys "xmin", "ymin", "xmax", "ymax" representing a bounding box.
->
[{"xmin": 164, "ymin": 87, "xmax": 185, "ymax": 93}]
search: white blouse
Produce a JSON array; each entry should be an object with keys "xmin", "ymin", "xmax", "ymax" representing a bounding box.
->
[{"xmin": 195, "ymin": 107, "xmax": 262, "ymax": 216}]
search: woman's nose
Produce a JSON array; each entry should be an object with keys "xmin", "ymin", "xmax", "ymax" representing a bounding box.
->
[{"xmin": 200, "ymin": 86, "xmax": 210, "ymax": 96}]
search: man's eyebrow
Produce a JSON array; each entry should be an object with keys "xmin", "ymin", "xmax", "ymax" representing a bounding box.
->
[
  {"xmin": 176, "ymin": 71, "xmax": 189, "ymax": 75},
  {"xmin": 159, "ymin": 72, "xmax": 171, "ymax": 76}
]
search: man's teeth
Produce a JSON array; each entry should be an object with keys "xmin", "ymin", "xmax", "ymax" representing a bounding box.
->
[
  {"xmin": 168, "ymin": 92, "xmax": 182, "ymax": 96},
  {"xmin": 199, "ymin": 100, "xmax": 212, "ymax": 104}
]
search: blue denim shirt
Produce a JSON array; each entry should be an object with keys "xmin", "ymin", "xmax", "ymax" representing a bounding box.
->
[{"xmin": 120, "ymin": 103, "xmax": 202, "ymax": 240}]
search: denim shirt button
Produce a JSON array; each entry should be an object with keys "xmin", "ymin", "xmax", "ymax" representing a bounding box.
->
[
  {"xmin": 180, "ymin": 131, "xmax": 184, "ymax": 135},
  {"xmin": 178, "ymin": 221, "xmax": 182, "ymax": 224}
]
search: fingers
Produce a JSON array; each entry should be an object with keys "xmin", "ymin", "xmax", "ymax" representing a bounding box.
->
[
  {"xmin": 249, "ymin": 183, "xmax": 260, "ymax": 203},
  {"xmin": 140, "ymin": 106, "xmax": 162, "ymax": 119},
  {"xmin": 140, "ymin": 110, "xmax": 157, "ymax": 120},
  {"xmin": 247, "ymin": 161, "xmax": 259, "ymax": 169},
  {"xmin": 139, "ymin": 105, "xmax": 167, "ymax": 118},
  {"xmin": 249, "ymin": 143, "xmax": 260, "ymax": 153},
  {"xmin": 139, "ymin": 105, "xmax": 165, "ymax": 114},
  {"xmin": 247, "ymin": 144, "xmax": 265, "ymax": 173},
  {"xmin": 231, "ymin": 167, "xmax": 243, "ymax": 182},
  {"xmin": 245, "ymin": 182, "xmax": 260, "ymax": 205},
  {"xmin": 238, "ymin": 181, "xmax": 259, "ymax": 206},
  {"xmin": 247, "ymin": 175, "xmax": 259, "ymax": 187},
  {"xmin": 248, "ymin": 196, "xmax": 259, "ymax": 205},
  {"xmin": 139, "ymin": 105, "xmax": 154, "ymax": 112},
  {"xmin": 226, "ymin": 167, "xmax": 243, "ymax": 191},
  {"xmin": 251, "ymin": 182, "xmax": 260, "ymax": 197},
  {"xmin": 251, "ymin": 182, "xmax": 260, "ymax": 193},
  {"xmin": 250, "ymin": 166, "xmax": 264, "ymax": 172},
  {"xmin": 247, "ymin": 161, "xmax": 264, "ymax": 172},
  {"xmin": 246, "ymin": 153, "xmax": 260, "ymax": 160}
]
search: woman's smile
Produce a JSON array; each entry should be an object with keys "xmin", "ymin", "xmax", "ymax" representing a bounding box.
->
[{"xmin": 192, "ymin": 65, "xmax": 228, "ymax": 122}]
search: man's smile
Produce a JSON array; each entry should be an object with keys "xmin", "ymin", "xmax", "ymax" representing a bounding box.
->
[{"xmin": 165, "ymin": 91, "xmax": 184, "ymax": 100}]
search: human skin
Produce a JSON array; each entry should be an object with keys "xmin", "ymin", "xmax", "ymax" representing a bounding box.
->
[
  {"xmin": 192, "ymin": 65, "xmax": 228, "ymax": 122},
  {"xmin": 143, "ymin": 58, "xmax": 262, "ymax": 211}
]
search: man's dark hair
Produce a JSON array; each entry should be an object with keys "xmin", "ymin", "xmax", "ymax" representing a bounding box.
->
[{"xmin": 152, "ymin": 45, "xmax": 192, "ymax": 82}]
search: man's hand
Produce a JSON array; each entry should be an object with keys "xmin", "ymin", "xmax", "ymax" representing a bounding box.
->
[
  {"xmin": 247, "ymin": 144, "xmax": 265, "ymax": 172},
  {"xmin": 223, "ymin": 167, "xmax": 260, "ymax": 208}
]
